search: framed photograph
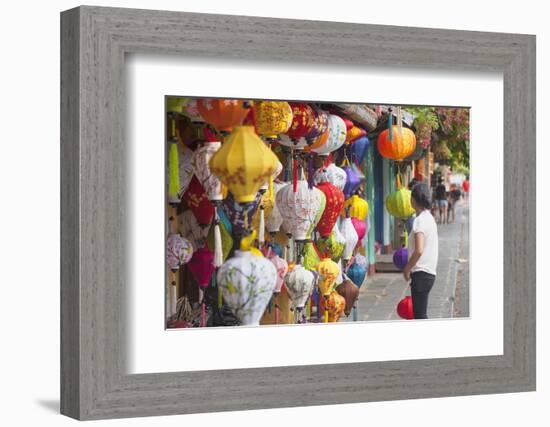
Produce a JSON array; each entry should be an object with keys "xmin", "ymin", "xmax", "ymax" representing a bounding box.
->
[{"xmin": 61, "ymin": 6, "xmax": 535, "ymax": 420}]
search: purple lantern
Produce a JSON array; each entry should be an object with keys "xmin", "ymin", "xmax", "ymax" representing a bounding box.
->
[
  {"xmin": 222, "ymin": 191, "xmax": 261, "ymax": 237},
  {"xmin": 343, "ymin": 165, "xmax": 361, "ymax": 199},
  {"xmin": 188, "ymin": 246, "xmax": 215, "ymax": 289},
  {"xmin": 393, "ymin": 247, "xmax": 408, "ymax": 271},
  {"xmin": 351, "ymin": 135, "xmax": 370, "ymax": 165}
]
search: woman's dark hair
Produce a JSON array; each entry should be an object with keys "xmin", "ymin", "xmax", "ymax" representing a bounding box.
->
[{"xmin": 411, "ymin": 183, "xmax": 432, "ymax": 209}]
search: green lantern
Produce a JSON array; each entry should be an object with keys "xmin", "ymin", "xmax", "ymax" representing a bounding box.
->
[{"xmin": 385, "ymin": 187, "xmax": 415, "ymax": 219}]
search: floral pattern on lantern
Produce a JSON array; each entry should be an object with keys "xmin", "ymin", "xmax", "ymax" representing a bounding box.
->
[
  {"xmin": 197, "ymin": 98, "xmax": 249, "ymax": 133},
  {"xmin": 326, "ymin": 291, "xmax": 346, "ymax": 322},
  {"xmin": 317, "ymin": 257, "xmax": 340, "ymax": 297},
  {"xmin": 182, "ymin": 98, "xmax": 204, "ymax": 123},
  {"xmin": 312, "ymin": 114, "xmax": 347, "ymax": 155},
  {"xmin": 268, "ymin": 253, "xmax": 288, "ymax": 293},
  {"xmin": 285, "ymin": 103, "xmax": 315, "ymax": 142},
  {"xmin": 253, "ymin": 101, "xmax": 293, "ymax": 139},
  {"xmin": 284, "ymin": 264, "xmax": 315, "ymax": 310},
  {"xmin": 316, "ymin": 224, "xmax": 345, "ymax": 262},
  {"xmin": 304, "ymin": 106, "xmax": 329, "ymax": 143},
  {"xmin": 315, "ymin": 182, "xmax": 345, "ymax": 237},
  {"xmin": 178, "ymin": 209, "xmax": 208, "ymax": 249},
  {"xmin": 183, "ymin": 176, "xmax": 215, "ymax": 226},
  {"xmin": 377, "ymin": 126, "xmax": 417, "ymax": 161},
  {"xmin": 210, "ymin": 126, "xmax": 279, "ymax": 204},
  {"xmin": 176, "ymin": 143, "xmax": 195, "ymax": 201},
  {"xmin": 166, "ymin": 233, "xmax": 194, "ymax": 271},
  {"xmin": 313, "ymin": 163, "xmax": 347, "ymax": 192},
  {"xmin": 222, "ymin": 191, "xmax": 262, "ymax": 237},
  {"xmin": 192, "ymin": 141, "xmax": 223, "ymax": 202},
  {"xmin": 217, "ymin": 251, "xmax": 277, "ymax": 326}
]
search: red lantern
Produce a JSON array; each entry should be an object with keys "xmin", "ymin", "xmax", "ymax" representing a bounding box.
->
[
  {"xmin": 342, "ymin": 117, "xmax": 354, "ymax": 131},
  {"xmin": 397, "ymin": 296, "xmax": 414, "ymax": 320},
  {"xmin": 315, "ymin": 182, "xmax": 345, "ymax": 237},
  {"xmin": 197, "ymin": 98, "xmax": 249, "ymax": 133},
  {"xmin": 183, "ymin": 176, "xmax": 215, "ymax": 226},
  {"xmin": 285, "ymin": 103, "xmax": 315, "ymax": 141},
  {"xmin": 187, "ymin": 246, "xmax": 215, "ymax": 289}
]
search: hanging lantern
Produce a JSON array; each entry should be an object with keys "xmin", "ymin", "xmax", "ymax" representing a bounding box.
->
[
  {"xmin": 397, "ymin": 296, "xmax": 414, "ymax": 320},
  {"xmin": 277, "ymin": 133, "xmax": 310, "ymax": 149},
  {"xmin": 351, "ymin": 217, "xmax": 367, "ymax": 241},
  {"xmin": 192, "ymin": 141, "xmax": 223, "ymax": 202},
  {"xmin": 317, "ymin": 257, "xmax": 340, "ymax": 297},
  {"xmin": 340, "ymin": 217, "xmax": 359, "ymax": 261},
  {"xmin": 313, "ymin": 163, "xmax": 347, "ymax": 192},
  {"xmin": 275, "ymin": 181, "xmax": 325, "ymax": 241},
  {"xmin": 207, "ymin": 219, "xmax": 233, "ymax": 263},
  {"xmin": 305, "ymin": 106, "xmax": 329, "ymax": 143},
  {"xmin": 342, "ymin": 117, "xmax": 354, "ymax": 130},
  {"xmin": 354, "ymin": 253, "xmax": 368, "ymax": 268},
  {"xmin": 266, "ymin": 181, "xmax": 286, "ymax": 234},
  {"xmin": 187, "ymin": 246, "xmax": 215, "ymax": 290},
  {"xmin": 285, "ymin": 102, "xmax": 315, "ymax": 142},
  {"xmin": 268, "ymin": 253, "xmax": 288, "ymax": 293},
  {"xmin": 304, "ymin": 126, "xmax": 330, "ymax": 152},
  {"xmin": 170, "ymin": 143, "xmax": 195, "ymax": 202},
  {"xmin": 345, "ymin": 125, "xmax": 366, "ymax": 145},
  {"xmin": 315, "ymin": 182, "xmax": 345, "ymax": 237},
  {"xmin": 183, "ymin": 176, "xmax": 215, "ymax": 226},
  {"xmin": 217, "ymin": 251, "xmax": 277, "ymax": 326},
  {"xmin": 182, "ymin": 98, "xmax": 204, "ymax": 123},
  {"xmin": 350, "ymin": 135, "xmax": 370, "ymax": 165},
  {"xmin": 336, "ymin": 279, "xmax": 359, "ymax": 317},
  {"xmin": 210, "ymin": 126, "xmax": 279, "ymax": 204},
  {"xmin": 166, "ymin": 233, "xmax": 194, "ymax": 271},
  {"xmin": 166, "ymin": 96, "xmax": 187, "ymax": 115},
  {"xmin": 347, "ymin": 261, "xmax": 366, "ymax": 288},
  {"xmin": 284, "ymin": 264, "xmax": 315, "ymax": 310},
  {"xmin": 377, "ymin": 126, "xmax": 417, "ymax": 161},
  {"xmin": 168, "ymin": 142, "xmax": 181, "ymax": 204},
  {"xmin": 178, "ymin": 209, "xmax": 209, "ymax": 249},
  {"xmin": 316, "ymin": 225, "xmax": 345, "ymax": 262},
  {"xmin": 393, "ymin": 247, "xmax": 409, "ymax": 271},
  {"xmin": 312, "ymin": 114, "xmax": 347, "ymax": 156},
  {"xmin": 253, "ymin": 101, "xmax": 293, "ymax": 139},
  {"xmin": 222, "ymin": 191, "xmax": 262, "ymax": 237},
  {"xmin": 259, "ymin": 159, "xmax": 283, "ymax": 194},
  {"xmin": 343, "ymin": 195, "xmax": 369, "ymax": 221},
  {"xmin": 343, "ymin": 165, "xmax": 361, "ymax": 199},
  {"xmin": 385, "ymin": 187, "xmax": 415, "ymax": 219},
  {"xmin": 303, "ymin": 242, "xmax": 321, "ymax": 271},
  {"xmin": 326, "ymin": 291, "xmax": 346, "ymax": 322},
  {"xmin": 197, "ymin": 98, "xmax": 250, "ymax": 133}
]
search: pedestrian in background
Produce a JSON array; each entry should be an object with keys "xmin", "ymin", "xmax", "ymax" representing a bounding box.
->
[
  {"xmin": 435, "ymin": 177, "xmax": 448, "ymax": 224},
  {"xmin": 403, "ymin": 183, "xmax": 439, "ymax": 319},
  {"xmin": 462, "ymin": 176, "xmax": 470, "ymax": 198}
]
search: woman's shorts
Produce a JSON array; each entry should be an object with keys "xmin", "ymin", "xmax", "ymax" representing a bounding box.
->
[{"xmin": 436, "ymin": 199, "xmax": 448, "ymax": 208}]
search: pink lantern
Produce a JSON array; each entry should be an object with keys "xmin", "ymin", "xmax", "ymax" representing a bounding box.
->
[
  {"xmin": 268, "ymin": 254, "xmax": 288, "ymax": 293},
  {"xmin": 351, "ymin": 218, "xmax": 366, "ymax": 241},
  {"xmin": 187, "ymin": 246, "xmax": 215, "ymax": 290}
]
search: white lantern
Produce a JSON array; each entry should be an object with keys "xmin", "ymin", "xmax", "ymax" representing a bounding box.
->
[
  {"xmin": 277, "ymin": 133, "xmax": 309, "ymax": 149},
  {"xmin": 259, "ymin": 159, "xmax": 283, "ymax": 193},
  {"xmin": 340, "ymin": 217, "xmax": 359, "ymax": 261},
  {"xmin": 275, "ymin": 180, "xmax": 325, "ymax": 241},
  {"xmin": 284, "ymin": 264, "xmax": 315, "ymax": 310},
  {"xmin": 166, "ymin": 233, "xmax": 194, "ymax": 271},
  {"xmin": 192, "ymin": 141, "xmax": 223, "ymax": 202},
  {"xmin": 313, "ymin": 163, "xmax": 347, "ymax": 192},
  {"xmin": 178, "ymin": 209, "xmax": 208, "ymax": 249},
  {"xmin": 266, "ymin": 181, "xmax": 286, "ymax": 234},
  {"xmin": 217, "ymin": 251, "xmax": 277, "ymax": 326},
  {"xmin": 312, "ymin": 115, "xmax": 347, "ymax": 156}
]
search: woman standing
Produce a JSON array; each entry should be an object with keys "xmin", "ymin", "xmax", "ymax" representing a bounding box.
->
[{"xmin": 403, "ymin": 183, "xmax": 439, "ymax": 319}]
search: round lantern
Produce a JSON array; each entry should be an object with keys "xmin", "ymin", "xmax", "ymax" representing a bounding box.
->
[
  {"xmin": 187, "ymin": 246, "xmax": 215, "ymax": 290},
  {"xmin": 377, "ymin": 126, "xmax": 417, "ymax": 161},
  {"xmin": 197, "ymin": 98, "xmax": 249, "ymax": 133},
  {"xmin": 253, "ymin": 101, "xmax": 293, "ymax": 139},
  {"xmin": 397, "ymin": 296, "xmax": 414, "ymax": 320},
  {"xmin": 277, "ymin": 133, "xmax": 309, "ymax": 149},
  {"xmin": 343, "ymin": 165, "xmax": 361, "ymax": 199},
  {"xmin": 178, "ymin": 209, "xmax": 209, "ymax": 249},
  {"xmin": 340, "ymin": 217, "xmax": 359, "ymax": 261},
  {"xmin": 350, "ymin": 135, "xmax": 370, "ymax": 165},
  {"xmin": 304, "ymin": 126, "xmax": 329, "ymax": 152},
  {"xmin": 305, "ymin": 106, "xmax": 329, "ymax": 143},
  {"xmin": 166, "ymin": 233, "xmax": 194, "ymax": 271},
  {"xmin": 268, "ymin": 253, "xmax": 288, "ymax": 293},
  {"xmin": 303, "ymin": 242, "xmax": 321, "ymax": 271},
  {"xmin": 210, "ymin": 125, "xmax": 279, "ymax": 204},
  {"xmin": 313, "ymin": 163, "xmax": 347, "ymax": 192},
  {"xmin": 284, "ymin": 264, "xmax": 315, "ymax": 310},
  {"xmin": 347, "ymin": 261, "xmax": 366, "ymax": 288},
  {"xmin": 182, "ymin": 98, "xmax": 204, "ymax": 123},
  {"xmin": 312, "ymin": 114, "xmax": 347, "ymax": 156},
  {"xmin": 192, "ymin": 141, "xmax": 223, "ymax": 202},
  {"xmin": 285, "ymin": 103, "xmax": 315, "ymax": 141},
  {"xmin": 306, "ymin": 188, "xmax": 326, "ymax": 240},
  {"xmin": 385, "ymin": 187, "xmax": 415, "ymax": 219},
  {"xmin": 336, "ymin": 279, "xmax": 359, "ymax": 317},
  {"xmin": 351, "ymin": 217, "xmax": 366, "ymax": 241},
  {"xmin": 217, "ymin": 251, "xmax": 277, "ymax": 326},
  {"xmin": 343, "ymin": 195, "xmax": 369, "ymax": 221},
  {"xmin": 316, "ymin": 225, "xmax": 345, "ymax": 262},
  {"xmin": 345, "ymin": 126, "xmax": 366, "ymax": 144},
  {"xmin": 275, "ymin": 180, "xmax": 325, "ymax": 241},
  {"xmin": 222, "ymin": 191, "xmax": 262, "ymax": 237},
  {"xmin": 354, "ymin": 253, "xmax": 368, "ymax": 268},
  {"xmin": 317, "ymin": 257, "xmax": 340, "ymax": 297},
  {"xmin": 393, "ymin": 247, "xmax": 408, "ymax": 271},
  {"xmin": 326, "ymin": 291, "xmax": 346, "ymax": 322},
  {"xmin": 266, "ymin": 181, "xmax": 286, "ymax": 234},
  {"xmin": 183, "ymin": 176, "xmax": 215, "ymax": 226},
  {"xmin": 342, "ymin": 117, "xmax": 354, "ymax": 130},
  {"xmin": 315, "ymin": 182, "xmax": 345, "ymax": 238}
]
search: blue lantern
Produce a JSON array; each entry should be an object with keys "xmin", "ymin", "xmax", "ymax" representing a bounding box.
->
[
  {"xmin": 347, "ymin": 262, "xmax": 367, "ymax": 288},
  {"xmin": 351, "ymin": 136, "xmax": 370, "ymax": 165}
]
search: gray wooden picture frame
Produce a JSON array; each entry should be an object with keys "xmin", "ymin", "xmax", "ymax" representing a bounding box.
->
[{"xmin": 60, "ymin": 5, "xmax": 536, "ymax": 421}]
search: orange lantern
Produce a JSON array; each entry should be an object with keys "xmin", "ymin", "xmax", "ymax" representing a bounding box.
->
[
  {"xmin": 345, "ymin": 126, "xmax": 366, "ymax": 144},
  {"xmin": 197, "ymin": 98, "xmax": 250, "ymax": 133},
  {"xmin": 377, "ymin": 126, "xmax": 417, "ymax": 161}
]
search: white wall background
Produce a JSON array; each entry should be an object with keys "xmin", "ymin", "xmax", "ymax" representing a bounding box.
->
[{"xmin": 0, "ymin": 1, "xmax": 546, "ymax": 426}]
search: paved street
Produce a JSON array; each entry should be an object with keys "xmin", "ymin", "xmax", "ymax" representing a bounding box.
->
[{"xmin": 343, "ymin": 199, "xmax": 470, "ymax": 322}]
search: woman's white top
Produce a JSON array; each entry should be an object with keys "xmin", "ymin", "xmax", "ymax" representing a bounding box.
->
[{"xmin": 408, "ymin": 210, "xmax": 439, "ymax": 275}]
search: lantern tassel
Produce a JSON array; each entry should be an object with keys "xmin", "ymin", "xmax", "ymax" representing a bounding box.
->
[
  {"xmin": 213, "ymin": 221, "xmax": 223, "ymax": 268},
  {"xmin": 292, "ymin": 152, "xmax": 298, "ymax": 193},
  {"xmin": 168, "ymin": 142, "xmax": 180, "ymax": 202},
  {"xmin": 258, "ymin": 206, "xmax": 265, "ymax": 247},
  {"xmin": 268, "ymin": 176, "xmax": 274, "ymax": 202},
  {"xmin": 201, "ymin": 302, "xmax": 206, "ymax": 327},
  {"xmin": 353, "ymin": 303, "xmax": 358, "ymax": 321},
  {"xmin": 307, "ymin": 155, "xmax": 314, "ymax": 189},
  {"xmin": 388, "ymin": 108, "xmax": 393, "ymax": 142}
]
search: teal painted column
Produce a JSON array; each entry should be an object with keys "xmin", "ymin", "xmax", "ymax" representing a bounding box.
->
[
  {"xmin": 388, "ymin": 160, "xmax": 396, "ymax": 250},
  {"xmin": 365, "ymin": 144, "xmax": 376, "ymax": 271}
]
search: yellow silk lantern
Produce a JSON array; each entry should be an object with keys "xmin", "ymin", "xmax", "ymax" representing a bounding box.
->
[
  {"xmin": 326, "ymin": 291, "xmax": 346, "ymax": 322},
  {"xmin": 343, "ymin": 195, "xmax": 369, "ymax": 221},
  {"xmin": 317, "ymin": 257, "xmax": 340, "ymax": 297},
  {"xmin": 254, "ymin": 101, "xmax": 293, "ymax": 139},
  {"xmin": 210, "ymin": 126, "xmax": 279, "ymax": 204}
]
